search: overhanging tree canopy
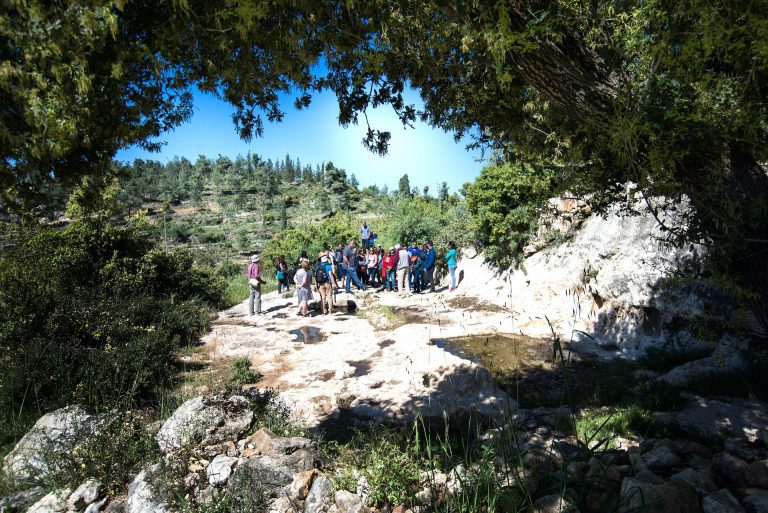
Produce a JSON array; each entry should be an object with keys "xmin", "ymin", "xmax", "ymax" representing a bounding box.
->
[{"xmin": 2, "ymin": 0, "xmax": 767, "ymax": 331}]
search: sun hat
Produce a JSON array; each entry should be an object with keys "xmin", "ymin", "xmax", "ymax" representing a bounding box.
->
[{"xmin": 251, "ymin": 254, "xmax": 260, "ymax": 262}]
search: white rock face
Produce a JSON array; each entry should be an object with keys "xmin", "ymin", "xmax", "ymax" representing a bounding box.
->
[
  {"xmin": 156, "ymin": 396, "xmax": 253, "ymax": 452},
  {"xmin": 2, "ymin": 405, "xmax": 102, "ymax": 482},
  {"xmin": 458, "ymin": 196, "xmax": 725, "ymax": 355}
]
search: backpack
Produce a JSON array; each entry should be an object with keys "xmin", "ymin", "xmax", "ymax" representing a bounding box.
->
[{"xmin": 314, "ymin": 265, "xmax": 328, "ymax": 284}]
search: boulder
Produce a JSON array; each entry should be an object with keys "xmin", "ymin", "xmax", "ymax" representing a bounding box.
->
[
  {"xmin": 305, "ymin": 475, "xmax": 334, "ymax": 513},
  {"xmin": 156, "ymin": 396, "xmax": 254, "ymax": 453},
  {"xmin": 26, "ymin": 489, "xmax": 71, "ymax": 513},
  {"xmin": 67, "ymin": 479, "xmax": 104, "ymax": 511},
  {"xmin": 619, "ymin": 477, "xmax": 701, "ymax": 513},
  {"xmin": 2, "ymin": 406, "xmax": 102, "ymax": 483},
  {"xmin": 229, "ymin": 449, "xmax": 316, "ymax": 495},
  {"xmin": 701, "ymin": 489, "xmax": 745, "ymax": 513},
  {"xmin": 673, "ymin": 468, "xmax": 718, "ymax": 497},
  {"xmin": 245, "ymin": 428, "xmax": 314, "ymax": 456},
  {"xmin": 126, "ymin": 465, "xmax": 171, "ymax": 513},
  {"xmin": 206, "ymin": 454, "xmax": 238, "ymax": 486},
  {"xmin": 713, "ymin": 453, "xmax": 748, "ymax": 488}
]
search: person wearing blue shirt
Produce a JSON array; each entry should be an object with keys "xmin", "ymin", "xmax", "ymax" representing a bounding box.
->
[
  {"xmin": 407, "ymin": 241, "xmax": 420, "ymax": 290},
  {"xmin": 446, "ymin": 241, "xmax": 458, "ymax": 292},
  {"xmin": 423, "ymin": 241, "xmax": 436, "ymax": 293}
]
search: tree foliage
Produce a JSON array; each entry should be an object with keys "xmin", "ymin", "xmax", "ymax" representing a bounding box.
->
[
  {"xmin": 0, "ymin": 220, "xmax": 224, "ymax": 435},
  {"xmin": 3, "ymin": 0, "xmax": 768, "ymax": 328},
  {"xmin": 465, "ymin": 162, "xmax": 559, "ymax": 266}
]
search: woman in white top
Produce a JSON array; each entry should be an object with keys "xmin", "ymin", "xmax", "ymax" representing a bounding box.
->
[
  {"xmin": 294, "ymin": 260, "xmax": 313, "ymax": 316},
  {"xmin": 366, "ymin": 247, "xmax": 379, "ymax": 286}
]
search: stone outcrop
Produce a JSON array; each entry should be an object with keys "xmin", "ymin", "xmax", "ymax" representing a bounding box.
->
[
  {"xmin": 458, "ymin": 194, "xmax": 741, "ymax": 356},
  {"xmin": 2, "ymin": 405, "xmax": 103, "ymax": 483},
  {"xmin": 156, "ymin": 395, "xmax": 254, "ymax": 452}
]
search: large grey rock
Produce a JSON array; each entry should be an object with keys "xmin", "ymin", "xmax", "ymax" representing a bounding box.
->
[
  {"xmin": 2, "ymin": 406, "xmax": 102, "ymax": 483},
  {"xmin": 305, "ymin": 475, "xmax": 334, "ymax": 513},
  {"xmin": 712, "ymin": 452, "xmax": 748, "ymax": 488},
  {"xmin": 673, "ymin": 467, "xmax": 718, "ymax": 497},
  {"xmin": 26, "ymin": 488, "xmax": 71, "ymax": 513},
  {"xmin": 744, "ymin": 491, "xmax": 768, "ymax": 513},
  {"xmin": 701, "ymin": 489, "xmax": 745, "ymax": 513},
  {"xmin": 206, "ymin": 454, "xmax": 238, "ymax": 486},
  {"xmin": 67, "ymin": 479, "xmax": 103, "ymax": 510},
  {"xmin": 156, "ymin": 396, "xmax": 253, "ymax": 452},
  {"xmin": 230, "ymin": 449, "xmax": 316, "ymax": 495},
  {"xmin": 619, "ymin": 477, "xmax": 701, "ymax": 513},
  {"xmin": 126, "ymin": 465, "xmax": 171, "ymax": 513}
]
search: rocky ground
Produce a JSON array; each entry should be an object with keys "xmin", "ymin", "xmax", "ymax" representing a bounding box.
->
[{"xmin": 200, "ymin": 281, "xmax": 520, "ymax": 428}]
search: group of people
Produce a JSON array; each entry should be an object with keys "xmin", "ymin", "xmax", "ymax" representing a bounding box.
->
[{"xmin": 246, "ymin": 223, "xmax": 460, "ymax": 317}]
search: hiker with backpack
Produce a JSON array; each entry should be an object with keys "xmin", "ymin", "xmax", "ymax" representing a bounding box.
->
[
  {"xmin": 275, "ymin": 255, "xmax": 290, "ymax": 293},
  {"xmin": 315, "ymin": 251, "xmax": 334, "ymax": 315}
]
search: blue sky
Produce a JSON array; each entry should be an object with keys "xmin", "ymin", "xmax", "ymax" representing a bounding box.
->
[{"xmin": 116, "ymin": 88, "xmax": 485, "ymax": 193}]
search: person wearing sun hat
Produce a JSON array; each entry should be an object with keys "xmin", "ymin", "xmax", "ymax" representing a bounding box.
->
[{"xmin": 247, "ymin": 254, "xmax": 265, "ymax": 316}]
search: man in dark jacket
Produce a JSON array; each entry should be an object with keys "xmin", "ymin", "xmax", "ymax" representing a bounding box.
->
[{"xmin": 423, "ymin": 241, "xmax": 436, "ymax": 293}]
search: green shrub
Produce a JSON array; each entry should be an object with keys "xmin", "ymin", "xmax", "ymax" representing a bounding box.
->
[
  {"xmin": 0, "ymin": 220, "xmax": 224, "ymax": 440},
  {"xmin": 228, "ymin": 358, "xmax": 261, "ymax": 388},
  {"xmin": 262, "ymin": 212, "xmax": 357, "ymax": 269},
  {"xmin": 464, "ymin": 162, "xmax": 559, "ymax": 267}
]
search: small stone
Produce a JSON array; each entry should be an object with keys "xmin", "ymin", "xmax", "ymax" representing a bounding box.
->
[
  {"xmin": 68, "ymin": 479, "xmax": 104, "ymax": 510},
  {"xmin": 207, "ymin": 454, "xmax": 238, "ymax": 486},
  {"xmin": 305, "ymin": 475, "xmax": 334, "ymax": 513},
  {"xmin": 644, "ymin": 445, "xmax": 683, "ymax": 469},
  {"xmin": 744, "ymin": 490, "xmax": 768, "ymax": 513},
  {"xmin": 713, "ymin": 453, "xmax": 748, "ymax": 488},
  {"xmin": 701, "ymin": 489, "xmax": 745, "ymax": 513},
  {"xmin": 533, "ymin": 493, "xmax": 578, "ymax": 513},
  {"xmin": 290, "ymin": 469, "xmax": 318, "ymax": 500},
  {"xmin": 745, "ymin": 460, "xmax": 768, "ymax": 488}
]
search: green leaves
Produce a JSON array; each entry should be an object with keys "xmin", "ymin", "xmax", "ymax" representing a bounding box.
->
[{"xmin": 465, "ymin": 161, "xmax": 558, "ymax": 266}]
